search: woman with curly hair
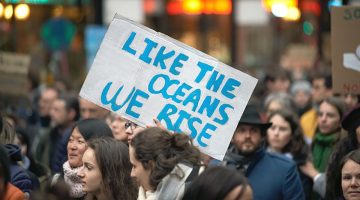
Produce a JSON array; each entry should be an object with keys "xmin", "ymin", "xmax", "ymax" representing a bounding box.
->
[
  {"xmin": 129, "ymin": 127, "xmax": 202, "ymax": 200},
  {"xmin": 77, "ymin": 137, "xmax": 138, "ymax": 200}
]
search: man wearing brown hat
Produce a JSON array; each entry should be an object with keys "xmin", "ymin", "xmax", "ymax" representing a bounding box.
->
[{"xmin": 223, "ymin": 104, "xmax": 305, "ymax": 200}]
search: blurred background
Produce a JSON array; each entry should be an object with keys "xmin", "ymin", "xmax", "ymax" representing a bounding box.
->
[{"xmin": 0, "ymin": 0, "xmax": 359, "ymax": 98}]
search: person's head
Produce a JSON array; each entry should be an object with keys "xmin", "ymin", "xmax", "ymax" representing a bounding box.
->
[
  {"xmin": 290, "ymin": 80, "xmax": 312, "ymax": 109},
  {"xmin": 340, "ymin": 149, "xmax": 360, "ymax": 200},
  {"xmin": 67, "ymin": 119, "xmax": 113, "ymax": 168},
  {"xmin": 107, "ymin": 114, "xmax": 128, "ymax": 142},
  {"xmin": 79, "ymin": 97, "xmax": 109, "ymax": 120},
  {"xmin": 317, "ymin": 97, "xmax": 346, "ymax": 135},
  {"xmin": 38, "ymin": 87, "xmax": 59, "ymax": 117},
  {"xmin": 78, "ymin": 137, "xmax": 137, "ymax": 200},
  {"xmin": 264, "ymin": 92, "xmax": 295, "ymax": 117},
  {"xmin": 341, "ymin": 94, "xmax": 360, "ymax": 112},
  {"xmin": 265, "ymin": 69, "xmax": 291, "ymax": 93},
  {"xmin": 129, "ymin": 127, "xmax": 201, "ymax": 191},
  {"xmin": 342, "ymin": 104, "xmax": 360, "ymax": 145},
  {"xmin": 0, "ymin": 117, "xmax": 15, "ymax": 145},
  {"xmin": 14, "ymin": 127, "xmax": 30, "ymax": 156},
  {"xmin": 50, "ymin": 95, "xmax": 80, "ymax": 127},
  {"xmin": 125, "ymin": 120, "xmax": 145, "ymax": 144},
  {"xmin": 232, "ymin": 105, "xmax": 272, "ymax": 155},
  {"xmin": 183, "ymin": 166, "xmax": 253, "ymax": 200},
  {"xmin": 311, "ymin": 73, "xmax": 332, "ymax": 104},
  {"xmin": 266, "ymin": 110, "xmax": 303, "ymax": 154},
  {"xmin": 0, "ymin": 145, "xmax": 10, "ymax": 199},
  {"xmin": 30, "ymin": 180, "xmax": 71, "ymax": 200}
]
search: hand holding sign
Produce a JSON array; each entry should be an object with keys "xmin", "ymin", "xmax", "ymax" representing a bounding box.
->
[{"xmin": 80, "ymin": 14, "xmax": 257, "ymax": 160}]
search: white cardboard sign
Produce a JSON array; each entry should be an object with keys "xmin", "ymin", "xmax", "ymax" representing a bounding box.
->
[{"xmin": 80, "ymin": 14, "xmax": 257, "ymax": 160}]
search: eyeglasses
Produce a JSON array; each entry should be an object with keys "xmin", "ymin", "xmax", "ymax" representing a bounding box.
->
[{"xmin": 125, "ymin": 121, "xmax": 138, "ymax": 130}]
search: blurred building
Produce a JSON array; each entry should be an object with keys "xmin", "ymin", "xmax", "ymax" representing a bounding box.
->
[{"xmin": 0, "ymin": 0, "xmax": 356, "ymax": 90}]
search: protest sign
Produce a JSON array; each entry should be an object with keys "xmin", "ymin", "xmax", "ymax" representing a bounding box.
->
[
  {"xmin": 80, "ymin": 14, "xmax": 257, "ymax": 160},
  {"xmin": 332, "ymin": 6, "xmax": 360, "ymax": 94},
  {"xmin": 0, "ymin": 51, "xmax": 30, "ymax": 96}
]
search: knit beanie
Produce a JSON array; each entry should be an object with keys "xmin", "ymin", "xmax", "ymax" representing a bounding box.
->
[{"xmin": 290, "ymin": 80, "xmax": 312, "ymax": 96}]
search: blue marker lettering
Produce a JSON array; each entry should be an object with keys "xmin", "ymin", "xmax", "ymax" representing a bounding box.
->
[
  {"xmin": 197, "ymin": 123, "xmax": 217, "ymax": 147},
  {"xmin": 169, "ymin": 53, "xmax": 189, "ymax": 75},
  {"xmin": 183, "ymin": 89, "xmax": 201, "ymax": 112},
  {"xmin": 139, "ymin": 38, "xmax": 158, "ymax": 64},
  {"xmin": 198, "ymin": 96, "xmax": 220, "ymax": 118},
  {"xmin": 213, "ymin": 104, "xmax": 234, "ymax": 125},
  {"xmin": 125, "ymin": 89, "xmax": 149, "ymax": 118},
  {"xmin": 148, "ymin": 74, "xmax": 179, "ymax": 99},
  {"xmin": 157, "ymin": 104, "xmax": 177, "ymax": 131},
  {"xmin": 206, "ymin": 70, "xmax": 224, "ymax": 92},
  {"xmin": 173, "ymin": 110, "xmax": 191, "ymax": 133},
  {"xmin": 195, "ymin": 61, "xmax": 214, "ymax": 83},
  {"xmin": 172, "ymin": 83, "xmax": 192, "ymax": 103},
  {"xmin": 122, "ymin": 31, "xmax": 137, "ymax": 55},
  {"xmin": 100, "ymin": 82, "xmax": 135, "ymax": 111},
  {"xmin": 153, "ymin": 46, "xmax": 175, "ymax": 70},
  {"xmin": 221, "ymin": 78, "xmax": 241, "ymax": 99},
  {"xmin": 188, "ymin": 117, "xmax": 202, "ymax": 138}
]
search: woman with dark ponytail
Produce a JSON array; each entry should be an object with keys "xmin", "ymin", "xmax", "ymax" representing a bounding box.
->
[{"xmin": 129, "ymin": 127, "xmax": 202, "ymax": 200}]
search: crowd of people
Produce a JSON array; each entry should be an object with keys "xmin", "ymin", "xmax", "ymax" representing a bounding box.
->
[{"xmin": 1, "ymin": 68, "xmax": 360, "ymax": 200}]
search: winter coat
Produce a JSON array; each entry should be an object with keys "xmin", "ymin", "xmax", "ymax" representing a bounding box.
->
[
  {"xmin": 4, "ymin": 144, "xmax": 33, "ymax": 194},
  {"xmin": 137, "ymin": 163, "xmax": 202, "ymax": 200},
  {"xmin": 3, "ymin": 183, "xmax": 25, "ymax": 200},
  {"xmin": 224, "ymin": 144, "xmax": 305, "ymax": 200},
  {"xmin": 51, "ymin": 127, "xmax": 72, "ymax": 173}
]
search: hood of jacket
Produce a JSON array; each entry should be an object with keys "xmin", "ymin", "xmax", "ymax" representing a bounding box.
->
[{"xmin": 4, "ymin": 144, "xmax": 22, "ymax": 162}]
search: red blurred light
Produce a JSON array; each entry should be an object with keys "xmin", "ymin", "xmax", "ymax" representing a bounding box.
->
[
  {"xmin": 301, "ymin": 1, "xmax": 321, "ymax": 16},
  {"xmin": 167, "ymin": 1, "xmax": 183, "ymax": 15},
  {"xmin": 144, "ymin": 0, "xmax": 156, "ymax": 14}
]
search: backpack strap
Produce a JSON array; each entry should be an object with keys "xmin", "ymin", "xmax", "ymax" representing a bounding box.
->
[
  {"xmin": 184, "ymin": 165, "xmax": 201, "ymax": 194},
  {"xmin": 185, "ymin": 166, "xmax": 200, "ymax": 183}
]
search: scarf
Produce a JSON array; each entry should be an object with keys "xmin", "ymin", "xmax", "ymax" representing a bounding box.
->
[
  {"xmin": 312, "ymin": 132, "xmax": 338, "ymax": 172},
  {"xmin": 137, "ymin": 186, "xmax": 156, "ymax": 200},
  {"xmin": 224, "ymin": 144, "xmax": 265, "ymax": 174},
  {"xmin": 63, "ymin": 161, "xmax": 86, "ymax": 198},
  {"xmin": 155, "ymin": 163, "xmax": 193, "ymax": 200}
]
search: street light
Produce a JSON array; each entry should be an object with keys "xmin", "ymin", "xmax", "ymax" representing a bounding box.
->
[
  {"xmin": 4, "ymin": 4, "xmax": 13, "ymax": 20},
  {"xmin": 1, "ymin": 3, "xmax": 30, "ymax": 20},
  {"xmin": 15, "ymin": 3, "xmax": 30, "ymax": 20},
  {"xmin": 262, "ymin": 0, "xmax": 300, "ymax": 21},
  {"xmin": 0, "ymin": 3, "xmax": 3, "ymax": 18}
]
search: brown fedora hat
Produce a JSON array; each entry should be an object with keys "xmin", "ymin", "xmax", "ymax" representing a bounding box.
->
[{"xmin": 238, "ymin": 104, "xmax": 272, "ymax": 130}]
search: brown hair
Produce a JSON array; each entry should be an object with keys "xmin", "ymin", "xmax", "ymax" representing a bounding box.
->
[
  {"xmin": 267, "ymin": 109, "xmax": 309, "ymax": 158},
  {"xmin": 319, "ymin": 97, "xmax": 346, "ymax": 120},
  {"xmin": 0, "ymin": 117, "xmax": 15, "ymax": 145},
  {"xmin": 88, "ymin": 137, "xmax": 138, "ymax": 200},
  {"xmin": 130, "ymin": 127, "xmax": 202, "ymax": 190}
]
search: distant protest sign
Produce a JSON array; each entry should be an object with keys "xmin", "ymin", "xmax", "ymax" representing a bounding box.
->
[
  {"xmin": 80, "ymin": 14, "xmax": 257, "ymax": 160},
  {"xmin": 332, "ymin": 6, "xmax": 360, "ymax": 94},
  {"xmin": 0, "ymin": 52, "xmax": 30, "ymax": 96}
]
